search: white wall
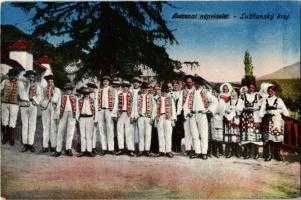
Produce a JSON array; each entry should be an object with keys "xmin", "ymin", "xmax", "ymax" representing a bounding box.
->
[{"xmin": 9, "ymin": 51, "xmax": 33, "ymax": 71}]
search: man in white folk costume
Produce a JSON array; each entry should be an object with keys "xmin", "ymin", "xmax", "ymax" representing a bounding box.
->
[
  {"xmin": 137, "ymin": 82, "xmax": 156, "ymax": 157},
  {"xmin": 190, "ymin": 77, "xmax": 217, "ymax": 159},
  {"xmin": 40, "ymin": 74, "xmax": 61, "ymax": 153},
  {"xmin": 155, "ymin": 84, "xmax": 177, "ymax": 158},
  {"xmin": 114, "ymin": 81, "xmax": 135, "ymax": 156},
  {"xmin": 177, "ymin": 75, "xmax": 196, "ymax": 157},
  {"xmin": 130, "ymin": 76, "xmax": 141, "ymax": 151},
  {"xmin": 77, "ymin": 87, "xmax": 97, "ymax": 157},
  {"xmin": 86, "ymin": 81, "xmax": 99, "ymax": 155},
  {"xmin": 18, "ymin": 70, "xmax": 42, "ymax": 153},
  {"xmin": 1, "ymin": 68, "xmax": 21, "ymax": 146},
  {"xmin": 54, "ymin": 82, "xmax": 78, "ymax": 157},
  {"xmin": 96, "ymin": 75, "xmax": 118, "ymax": 155}
]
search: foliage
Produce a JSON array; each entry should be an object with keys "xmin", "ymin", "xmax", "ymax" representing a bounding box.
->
[
  {"xmin": 241, "ymin": 50, "xmax": 256, "ymax": 86},
  {"xmin": 11, "ymin": 2, "xmax": 197, "ymax": 81}
]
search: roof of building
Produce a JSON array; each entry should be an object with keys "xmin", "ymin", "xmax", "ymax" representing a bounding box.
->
[
  {"xmin": 1, "ymin": 42, "xmax": 25, "ymax": 71},
  {"xmin": 8, "ymin": 39, "xmax": 31, "ymax": 51}
]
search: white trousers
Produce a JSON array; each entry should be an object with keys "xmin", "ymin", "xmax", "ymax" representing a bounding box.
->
[
  {"xmin": 42, "ymin": 104, "xmax": 58, "ymax": 148},
  {"xmin": 138, "ymin": 117, "xmax": 152, "ymax": 151},
  {"xmin": 56, "ymin": 111, "xmax": 76, "ymax": 152},
  {"xmin": 92, "ymin": 123, "xmax": 98, "ymax": 149},
  {"xmin": 157, "ymin": 115, "xmax": 173, "ymax": 153},
  {"xmin": 20, "ymin": 104, "xmax": 37, "ymax": 145},
  {"xmin": 79, "ymin": 117, "xmax": 94, "ymax": 152},
  {"xmin": 1, "ymin": 103, "xmax": 19, "ymax": 128},
  {"xmin": 190, "ymin": 113, "xmax": 209, "ymax": 154},
  {"xmin": 117, "ymin": 112, "xmax": 134, "ymax": 150},
  {"xmin": 97, "ymin": 109, "xmax": 114, "ymax": 151},
  {"xmin": 183, "ymin": 117, "xmax": 193, "ymax": 151}
]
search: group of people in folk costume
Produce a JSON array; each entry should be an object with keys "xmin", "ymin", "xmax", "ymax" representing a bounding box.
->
[{"xmin": 1, "ymin": 68, "xmax": 290, "ymax": 161}]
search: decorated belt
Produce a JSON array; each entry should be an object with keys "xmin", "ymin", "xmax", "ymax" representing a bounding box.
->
[{"xmin": 80, "ymin": 114, "xmax": 93, "ymax": 118}]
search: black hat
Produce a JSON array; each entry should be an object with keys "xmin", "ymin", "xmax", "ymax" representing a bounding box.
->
[
  {"xmin": 64, "ymin": 82, "xmax": 74, "ymax": 90},
  {"xmin": 7, "ymin": 68, "xmax": 20, "ymax": 77},
  {"xmin": 79, "ymin": 86, "xmax": 93, "ymax": 94},
  {"xmin": 44, "ymin": 74, "xmax": 54, "ymax": 81},
  {"xmin": 24, "ymin": 70, "xmax": 36, "ymax": 78},
  {"xmin": 121, "ymin": 80, "xmax": 131, "ymax": 87},
  {"xmin": 140, "ymin": 82, "xmax": 149, "ymax": 89},
  {"xmin": 184, "ymin": 75, "xmax": 194, "ymax": 82},
  {"xmin": 161, "ymin": 83, "xmax": 169, "ymax": 92},
  {"xmin": 102, "ymin": 75, "xmax": 112, "ymax": 81},
  {"xmin": 86, "ymin": 82, "xmax": 98, "ymax": 89}
]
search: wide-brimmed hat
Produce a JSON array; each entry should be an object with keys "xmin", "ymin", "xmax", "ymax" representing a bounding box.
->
[
  {"xmin": 7, "ymin": 68, "xmax": 20, "ymax": 78},
  {"xmin": 64, "ymin": 82, "xmax": 74, "ymax": 90},
  {"xmin": 79, "ymin": 86, "xmax": 93, "ymax": 94},
  {"xmin": 132, "ymin": 76, "xmax": 142, "ymax": 83},
  {"xmin": 184, "ymin": 75, "xmax": 194, "ymax": 81},
  {"xmin": 86, "ymin": 82, "xmax": 98, "ymax": 89},
  {"xmin": 121, "ymin": 80, "xmax": 131, "ymax": 87},
  {"xmin": 102, "ymin": 75, "xmax": 112, "ymax": 81},
  {"xmin": 23, "ymin": 70, "xmax": 37, "ymax": 78},
  {"xmin": 44, "ymin": 74, "xmax": 54, "ymax": 81}
]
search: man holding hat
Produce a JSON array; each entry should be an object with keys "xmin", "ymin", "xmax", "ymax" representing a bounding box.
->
[
  {"xmin": 40, "ymin": 74, "xmax": 61, "ymax": 153},
  {"xmin": 154, "ymin": 83, "xmax": 177, "ymax": 158},
  {"xmin": 77, "ymin": 86, "xmax": 97, "ymax": 157},
  {"xmin": 137, "ymin": 82, "xmax": 156, "ymax": 157},
  {"xmin": 1, "ymin": 68, "xmax": 21, "ymax": 145},
  {"xmin": 54, "ymin": 82, "xmax": 78, "ymax": 157},
  {"xmin": 115, "ymin": 80, "xmax": 135, "ymax": 156},
  {"xmin": 96, "ymin": 75, "xmax": 118, "ymax": 155},
  {"xmin": 18, "ymin": 70, "xmax": 42, "ymax": 152}
]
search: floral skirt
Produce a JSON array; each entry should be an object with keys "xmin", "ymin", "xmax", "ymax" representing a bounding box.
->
[
  {"xmin": 262, "ymin": 114, "xmax": 284, "ymax": 143},
  {"xmin": 241, "ymin": 111, "xmax": 262, "ymax": 145}
]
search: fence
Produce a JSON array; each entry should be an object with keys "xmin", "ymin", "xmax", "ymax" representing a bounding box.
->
[{"xmin": 283, "ymin": 116, "xmax": 300, "ymax": 153}]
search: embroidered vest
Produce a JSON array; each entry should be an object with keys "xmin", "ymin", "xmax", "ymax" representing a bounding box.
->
[
  {"xmin": 79, "ymin": 96, "xmax": 95, "ymax": 117},
  {"xmin": 45, "ymin": 85, "xmax": 55, "ymax": 99},
  {"xmin": 182, "ymin": 89, "xmax": 193, "ymax": 111},
  {"xmin": 98, "ymin": 87, "xmax": 114, "ymax": 111},
  {"xmin": 266, "ymin": 97, "xmax": 278, "ymax": 111},
  {"xmin": 199, "ymin": 89, "xmax": 209, "ymax": 109},
  {"xmin": 2, "ymin": 80, "xmax": 18, "ymax": 104},
  {"xmin": 60, "ymin": 94, "xmax": 76, "ymax": 118},
  {"xmin": 244, "ymin": 93, "xmax": 258, "ymax": 108},
  {"xmin": 138, "ymin": 94, "xmax": 152, "ymax": 118},
  {"xmin": 118, "ymin": 92, "xmax": 132, "ymax": 117},
  {"xmin": 157, "ymin": 96, "xmax": 172, "ymax": 120}
]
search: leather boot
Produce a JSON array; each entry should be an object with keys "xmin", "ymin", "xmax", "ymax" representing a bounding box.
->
[
  {"xmin": 264, "ymin": 142, "xmax": 272, "ymax": 161},
  {"xmin": 207, "ymin": 141, "xmax": 212, "ymax": 157},
  {"xmin": 253, "ymin": 144, "xmax": 259, "ymax": 159},
  {"xmin": 225, "ymin": 143, "xmax": 232, "ymax": 158},
  {"xmin": 273, "ymin": 142, "xmax": 282, "ymax": 161},
  {"xmin": 243, "ymin": 144, "xmax": 250, "ymax": 159},
  {"xmin": 8, "ymin": 127, "xmax": 15, "ymax": 146},
  {"xmin": 219, "ymin": 143, "xmax": 223, "ymax": 157},
  {"xmin": 1, "ymin": 125, "xmax": 8, "ymax": 145}
]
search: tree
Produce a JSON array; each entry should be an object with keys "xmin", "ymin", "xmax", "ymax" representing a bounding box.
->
[
  {"xmin": 241, "ymin": 50, "xmax": 256, "ymax": 86},
  {"xmin": 12, "ymin": 2, "xmax": 193, "ymax": 81}
]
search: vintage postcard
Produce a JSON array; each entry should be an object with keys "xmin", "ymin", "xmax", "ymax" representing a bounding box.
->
[{"xmin": 1, "ymin": 1, "xmax": 300, "ymax": 199}]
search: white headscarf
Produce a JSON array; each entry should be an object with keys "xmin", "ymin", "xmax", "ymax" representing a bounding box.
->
[
  {"xmin": 239, "ymin": 86, "xmax": 248, "ymax": 95},
  {"xmin": 259, "ymin": 82, "xmax": 273, "ymax": 99},
  {"xmin": 219, "ymin": 82, "xmax": 233, "ymax": 96}
]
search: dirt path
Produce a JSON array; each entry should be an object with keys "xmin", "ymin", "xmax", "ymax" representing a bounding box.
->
[{"xmin": 1, "ymin": 142, "xmax": 300, "ymax": 199}]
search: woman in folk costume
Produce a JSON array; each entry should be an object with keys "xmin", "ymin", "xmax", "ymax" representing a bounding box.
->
[
  {"xmin": 54, "ymin": 83, "xmax": 79, "ymax": 157},
  {"xmin": 224, "ymin": 89, "xmax": 241, "ymax": 158},
  {"xmin": 137, "ymin": 82, "xmax": 156, "ymax": 157},
  {"xmin": 115, "ymin": 81, "xmax": 136, "ymax": 157},
  {"xmin": 40, "ymin": 74, "xmax": 61, "ymax": 153},
  {"xmin": 1, "ymin": 68, "xmax": 21, "ymax": 146},
  {"xmin": 259, "ymin": 85, "xmax": 289, "ymax": 161},
  {"xmin": 236, "ymin": 82, "xmax": 262, "ymax": 159},
  {"xmin": 239, "ymin": 86, "xmax": 248, "ymax": 101},
  {"xmin": 154, "ymin": 83, "xmax": 177, "ymax": 158},
  {"xmin": 96, "ymin": 75, "xmax": 118, "ymax": 155},
  {"xmin": 212, "ymin": 82, "xmax": 233, "ymax": 158},
  {"xmin": 18, "ymin": 70, "xmax": 42, "ymax": 153},
  {"xmin": 77, "ymin": 87, "xmax": 97, "ymax": 157}
]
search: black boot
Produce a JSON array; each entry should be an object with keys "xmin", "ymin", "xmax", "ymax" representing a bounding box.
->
[
  {"xmin": 1, "ymin": 125, "xmax": 8, "ymax": 145},
  {"xmin": 218, "ymin": 143, "xmax": 223, "ymax": 157},
  {"xmin": 207, "ymin": 141, "xmax": 212, "ymax": 157},
  {"xmin": 264, "ymin": 142, "xmax": 272, "ymax": 161},
  {"xmin": 235, "ymin": 144, "xmax": 242, "ymax": 158},
  {"xmin": 28, "ymin": 145, "xmax": 36, "ymax": 153},
  {"xmin": 273, "ymin": 142, "xmax": 282, "ymax": 161},
  {"xmin": 253, "ymin": 144, "xmax": 259, "ymax": 159},
  {"xmin": 215, "ymin": 143, "xmax": 220, "ymax": 158},
  {"xmin": 243, "ymin": 144, "xmax": 250, "ymax": 159},
  {"xmin": 8, "ymin": 127, "xmax": 15, "ymax": 145},
  {"xmin": 21, "ymin": 144, "xmax": 29, "ymax": 152},
  {"xmin": 225, "ymin": 143, "xmax": 232, "ymax": 158},
  {"xmin": 115, "ymin": 149, "xmax": 125, "ymax": 156}
]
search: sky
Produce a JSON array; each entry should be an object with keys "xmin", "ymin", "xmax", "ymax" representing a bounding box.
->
[{"xmin": 1, "ymin": 1, "xmax": 300, "ymax": 82}]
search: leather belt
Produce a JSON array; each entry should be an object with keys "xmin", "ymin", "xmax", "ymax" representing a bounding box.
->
[{"xmin": 80, "ymin": 114, "xmax": 93, "ymax": 118}]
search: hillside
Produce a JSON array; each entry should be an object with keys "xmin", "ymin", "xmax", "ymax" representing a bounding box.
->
[{"xmin": 258, "ymin": 62, "xmax": 300, "ymax": 80}]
